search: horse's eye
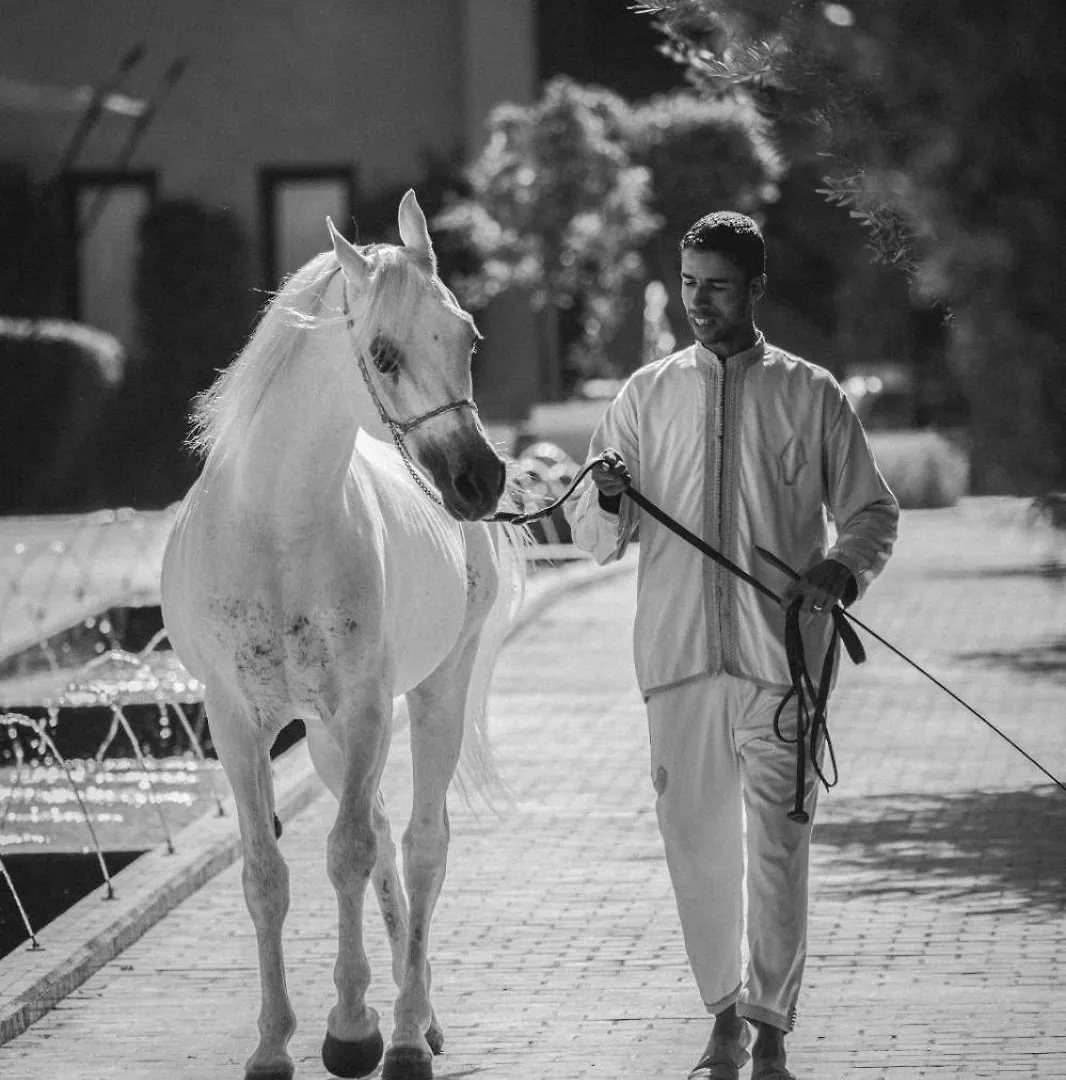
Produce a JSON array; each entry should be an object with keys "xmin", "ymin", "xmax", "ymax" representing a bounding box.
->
[{"xmin": 370, "ymin": 335, "xmax": 402, "ymax": 376}]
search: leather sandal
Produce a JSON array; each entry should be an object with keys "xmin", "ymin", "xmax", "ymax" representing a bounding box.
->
[
  {"xmin": 751, "ymin": 1062, "xmax": 797, "ymax": 1080},
  {"xmin": 686, "ymin": 1023, "xmax": 752, "ymax": 1080}
]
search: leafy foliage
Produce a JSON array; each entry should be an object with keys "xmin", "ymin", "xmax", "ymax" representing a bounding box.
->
[
  {"xmin": 107, "ymin": 199, "xmax": 255, "ymax": 506},
  {"xmin": 625, "ymin": 89, "xmax": 783, "ymax": 336},
  {"xmin": 0, "ymin": 164, "xmax": 62, "ymax": 317},
  {"xmin": 438, "ymin": 77, "xmax": 658, "ymax": 330},
  {"xmin": 636, "ymin": 0, "xmax": 1066, "ymax": 492},
  {"xmin": 437, "ymin": 75, "xmax": 781, "ymax": 384}
]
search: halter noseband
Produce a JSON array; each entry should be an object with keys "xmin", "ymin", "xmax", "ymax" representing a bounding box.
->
[{"xmin": 341, "ymin": 283, "xmax": 478, "ymax": 506}]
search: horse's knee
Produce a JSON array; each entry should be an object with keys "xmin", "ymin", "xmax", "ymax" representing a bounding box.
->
[
  {"xmin": 242, "ymin": 845, "xmax": 290, "ymax": 925},
  {"xmin": 328, "ymin": 821, "xmax": 377, "ymax": 892},
  {"xmin": 401, "ymin": 815, "xmax": 448, "ymax": 875}
]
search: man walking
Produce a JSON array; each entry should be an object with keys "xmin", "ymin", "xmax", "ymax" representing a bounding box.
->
[{"xmin": 565, "ymin": 212, "xmax": 899, "ymax": 1079}]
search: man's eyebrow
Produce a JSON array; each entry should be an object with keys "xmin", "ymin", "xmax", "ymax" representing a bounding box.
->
[{"xmin": 681, "ymin": 273, "xmax": 734, "ymax": 283}]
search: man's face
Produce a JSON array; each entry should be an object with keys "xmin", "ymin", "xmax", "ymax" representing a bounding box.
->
[{"xmin": 680, "ymin": 247, "xmax": 764, "ymax": 353}]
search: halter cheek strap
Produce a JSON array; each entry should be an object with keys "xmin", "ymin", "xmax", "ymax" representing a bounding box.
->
[
  {"xmin": 341, "ymin": 285, "xmax": 478, "ymax": 506},
  {"xmin": 341, "ymin": 289, "xmax": 478, "ymax": 436}
]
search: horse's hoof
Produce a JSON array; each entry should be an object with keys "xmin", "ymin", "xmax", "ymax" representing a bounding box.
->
[
  {"xmin": 382, "ymin": 1045, "xmax": 434, "ymax": 1080},
  {"xmin": 245, "ymin": 1065, "xmax": 293, "ymax": 1080},
  {"xmin": 321, "ymin": 1029, "xmax": 385, "ymax": 1078},
  {"xmin": 425, "ymin": 1013, "xmax": 445, "ymax": 1055}
]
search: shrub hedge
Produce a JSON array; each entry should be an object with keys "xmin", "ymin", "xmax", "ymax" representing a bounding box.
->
[{"xmin": 869, "ymin": 430, "xmax": 971, "ymax": 510}]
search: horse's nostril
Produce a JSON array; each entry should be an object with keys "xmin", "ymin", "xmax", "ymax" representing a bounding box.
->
[
  {"xmin": 454, "ymin": 471, "xmax": 481, "ymax": 506},
  {"xmin": 453, "ymin": 461, "xmax": 503, "ymax": 516}
]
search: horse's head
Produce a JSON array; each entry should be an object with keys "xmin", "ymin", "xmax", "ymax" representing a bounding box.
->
[{"xmin": 329, "ymin": 191, "xmax": 505, "ymax": 521}]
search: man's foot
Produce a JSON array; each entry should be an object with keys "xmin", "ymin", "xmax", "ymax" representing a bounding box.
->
[
  {"xmin": 750, "ymin": 1019, "xmax": 795, "ymax": 1080},
  {"xmin": 686, "ymin": 1019, "xmax": 752, "ymax": 1080},
  {"xmin": 751, "ymin": 1065, "xmax": 796, "ymax": 1080}
]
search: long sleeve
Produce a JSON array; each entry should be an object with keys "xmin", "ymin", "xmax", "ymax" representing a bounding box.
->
[
  {"xmin": 822, "ymin": 390, "xmax": 900, "ymax": 601},
  {"xmin": 564, "ymin": 385, "xmax": 641, "ymax": 565}
]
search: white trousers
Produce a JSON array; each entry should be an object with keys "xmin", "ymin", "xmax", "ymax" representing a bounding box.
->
[{"xmin": 646, "ymin": 672, "xmax": 822, "ymax": 1032}]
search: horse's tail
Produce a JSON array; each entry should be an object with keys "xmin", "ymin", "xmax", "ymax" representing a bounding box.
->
[{"xmin": 452, "ymin": 514, "xmax": 532, "ymax": 808}]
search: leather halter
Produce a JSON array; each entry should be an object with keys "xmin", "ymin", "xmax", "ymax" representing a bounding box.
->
[
  {"xmin": 341, "ymin": 287, "xmax": 478, "ymax": 435},
  {"xmin": 341, "ymin": 282, "xmax": 478, "ymax": 506}
]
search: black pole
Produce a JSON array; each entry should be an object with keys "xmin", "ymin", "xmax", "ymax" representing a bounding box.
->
[
  {"xmin": 78, "ymin": 56, "xmax": 189, "ymax": 241},
  {"xmin": 46, "ymin": 44, "xmax": 146, "ymax": 190}
]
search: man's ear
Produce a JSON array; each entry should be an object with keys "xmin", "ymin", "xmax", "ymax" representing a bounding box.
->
[{"xmin": 749, "ymin": 274, "xmax": 767, "ymax": 303}]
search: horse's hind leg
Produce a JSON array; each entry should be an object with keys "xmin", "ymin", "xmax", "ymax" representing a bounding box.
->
[
  {"xmin": 306, "ymin": 719, "xmax": 442, "ymax": 1066},
  {"xmin": 321, "ymin": 688, "xmax": 392, "ymax": 1078},
  {"xmin": 383, "ymin": 641, "xmax": 479, "ymax": 1080},
  {"xmin": 369, "ymin": 792, "xmax": 445, "ymax": 1054},
  {"xmin": 207, "ymin": 689, "xmax": 296, "ymax": 1080}
]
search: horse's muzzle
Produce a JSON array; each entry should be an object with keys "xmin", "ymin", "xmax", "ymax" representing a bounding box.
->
[
  {"xmin": 418, "ymin": 438, "xmax": 506, "ymax": 521},
  {"xmin": 446, "ymin": 452, "xmax": 506, "ymax": 521}
]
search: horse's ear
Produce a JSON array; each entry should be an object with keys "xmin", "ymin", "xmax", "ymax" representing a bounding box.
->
[
  {"xmin": 397, "ymin": 190, "xmax": 437, "ymax": 271},
  {"xmin": 327, "ymin": 217, "xmax": 371, "ymax": 287}
]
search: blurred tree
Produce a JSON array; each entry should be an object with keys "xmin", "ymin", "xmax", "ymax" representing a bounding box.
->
[
  {"xmin": 438, "ymin": 75, "xmax": 781, "ymax": 390},
  {"xmin": 624, "ymin": 90, "xmax": 783, "ymax": 362},
  {"xmin": 0, "ymin": 164, "xmax": 61, "ymax": 317},
  {"xmin": 99, "ymin": 199, "xmax": 255, "ymax": 507},
  {"xmin": 0, "ymin": 320, "xmax": 123, "ymax": 512},
  {"xmin": 436, "ymin": 77, "xmax": 658, "ymax": 393},
  {"xmin": 636, "ymin": 0, "xmax": 1066, "ymax": 493}
]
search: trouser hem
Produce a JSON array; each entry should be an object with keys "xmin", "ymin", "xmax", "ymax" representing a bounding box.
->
[
  {"xmin": 736, "ymin": 1001, "xmax": 794, "ymax": 1033},
  {"xmin": 703, "ymin": 982, "xmax": 742, "ymax": 1015}
]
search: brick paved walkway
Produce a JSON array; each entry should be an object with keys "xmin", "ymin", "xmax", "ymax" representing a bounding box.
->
[{"xmin": 1, "ymin": 498, "xmax": 1064, "ymax": 1078}]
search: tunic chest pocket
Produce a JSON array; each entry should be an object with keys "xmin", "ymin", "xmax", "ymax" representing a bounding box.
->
[{"xmin": 776, "ymin": 434, "xmax": 809, "ymax": 487}]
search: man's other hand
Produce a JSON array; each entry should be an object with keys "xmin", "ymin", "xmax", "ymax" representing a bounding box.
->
[{"xmin": 780, "ymin": 558, "xmax": 855, "ymax": 615}]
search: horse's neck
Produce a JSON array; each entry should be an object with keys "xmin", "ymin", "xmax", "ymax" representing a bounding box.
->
[{"xmin": 226, "ymin": 325, "xmax": 384, "ymax": 518}]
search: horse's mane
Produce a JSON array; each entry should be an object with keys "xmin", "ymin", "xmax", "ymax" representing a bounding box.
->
[{"xmin": 189, "ymin": 242, "xmax": 436, "ymax": 462}]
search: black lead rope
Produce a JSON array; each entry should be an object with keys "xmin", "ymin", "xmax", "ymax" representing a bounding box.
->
[
  {"xmin": 773, "ymin": 599, "xmax": 843, "ymax": 823},
  {"xmin": 622, "ymin": 484, "xmax": 853, "ymax": 823},
  {"xmin": 491, "ymin": 452, "xmax": 1066, "ymax": 816}
]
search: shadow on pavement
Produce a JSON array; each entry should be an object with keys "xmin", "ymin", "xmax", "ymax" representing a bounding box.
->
[
  {"xmin": 956, "ymin": 635, "xmax": 1066, "ymax": 682},
  {"xmin": 940, "ymin": 563, "xmax": 1066, "ymax": 581},
  {"xmin": 813, "ymin": 785, "xmax": 1066, "ymax": 914}
]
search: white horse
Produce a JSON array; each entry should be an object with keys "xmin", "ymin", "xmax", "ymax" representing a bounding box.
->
[{"xmin": 161, "ymin": 191, "xmax": 527, "ymax": 1080}]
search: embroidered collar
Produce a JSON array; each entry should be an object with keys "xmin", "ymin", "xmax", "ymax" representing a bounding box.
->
[{"xmin": 694, "ymin": 330, "xmax": 765, "ymax": 368}]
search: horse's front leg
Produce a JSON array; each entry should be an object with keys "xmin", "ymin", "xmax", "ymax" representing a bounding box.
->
[
  {"xmin": 322, "ymin": 690, "xmax": 391, "ymax": 1079},
  {"xmin": 383, "ymin": 654, "xmax": 473, "ymax": 1080},
  {"xmin": 207, "ymin": 691, "xmax": 297, "ymax": 1080}
]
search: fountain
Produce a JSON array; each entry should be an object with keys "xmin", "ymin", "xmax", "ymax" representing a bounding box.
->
[{"xmin": 0, "ymin": 505, "xmax": 223, "ymax": 958}]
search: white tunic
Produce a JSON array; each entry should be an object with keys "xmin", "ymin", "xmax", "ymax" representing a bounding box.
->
[{"xmin": 565, "ymin": 335, "xmax": 899, "ymax": 697}]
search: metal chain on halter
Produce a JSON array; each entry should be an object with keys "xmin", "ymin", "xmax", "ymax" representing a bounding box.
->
[
  {"xmin": 389, "ymin": 421, "xmax": 446, "ymax": 507},
  {"xmin": 379, "ymin": 402, "xmax": 446, "ymax": 508}
]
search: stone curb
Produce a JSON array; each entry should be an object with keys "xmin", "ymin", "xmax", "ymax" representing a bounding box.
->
[
  {"xmin": 0, "ymin": 551, "xmax": 635, "ymax": 1046},
  {"xmin": 0, "ymin": 739, "xmax": 320, "ymax": 1046}
]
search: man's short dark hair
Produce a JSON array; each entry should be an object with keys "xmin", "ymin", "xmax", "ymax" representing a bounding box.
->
[{"xmin": 680, "ymin": 211, "xmax": 765, "ymax": 280}]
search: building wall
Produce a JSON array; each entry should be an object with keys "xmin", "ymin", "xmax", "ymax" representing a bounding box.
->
[
  {"xmin": 0, "ymin": 0, "xmax": 542, "ymax": 423},
  {"xmin": 0, "ymin": 2, "xmax": 471, "ymax": 254}
]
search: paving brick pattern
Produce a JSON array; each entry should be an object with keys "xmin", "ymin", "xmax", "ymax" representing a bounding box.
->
[{"xmin": 1, "ymin": 498, "xmax": 1064, "ymax": 1078}]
